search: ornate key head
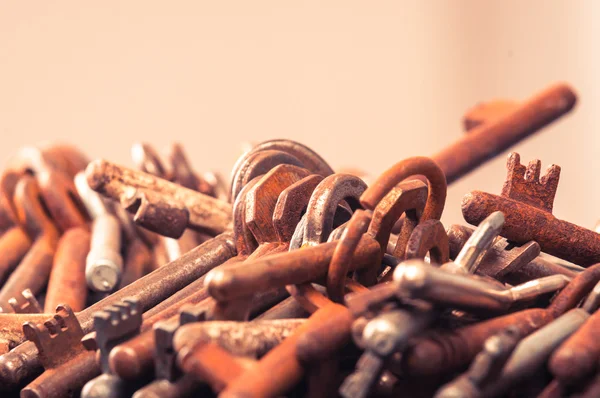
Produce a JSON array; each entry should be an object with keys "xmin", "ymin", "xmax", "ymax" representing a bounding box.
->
[{"xmin": 501, "ymin": 152, "xmax": 561, "ymax": 213}]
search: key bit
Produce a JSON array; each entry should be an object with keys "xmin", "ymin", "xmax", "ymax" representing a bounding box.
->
[
  {"xmin": 7, "ymin": 289, "xmax": 42, "ymax": 314},
  {"xmin": 463, "ymin": 152, "xmax": 600, "ymax": 266},
  {"xmin": 81, "ymin": 299, "xmax": 143, "ymax": 398},
  {"xmin": 22, "ymin": 304, "xmax": 86, "ymax": 369},
  {"xmin": 93, "ymin": 298, "xmax": 142, "ymax": 373}
]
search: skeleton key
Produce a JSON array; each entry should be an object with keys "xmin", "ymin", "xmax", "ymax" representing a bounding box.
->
[
  {"xmin": 22, "ymin": 305, "xmax": 100, "ymax": 398},
  {"xmin": 0, "ymin": 232, "xmax": 236, "ymax": 390},
  {"xmin": 81, "ymin": 298, "xmax": 142, "ymax": 398},
  {"xmin": 463, "ymin": 152, "xmax": 600, "ymax": 266},
  {"xmin": 447, "ymin": 223, "xmax": 577, "ymax": 285},
  {"xmin": 109, "ymin": 165, "xmax": 311, "ymax": 381},
  {"xmin": 398, "ymin": 263, "xmax": 600, "ymax": 378},
  {"xmin": 432, "ymin": 83, "xmax": 576, "ymax": 184}
]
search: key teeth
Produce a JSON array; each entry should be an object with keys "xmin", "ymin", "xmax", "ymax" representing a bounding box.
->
[
  {"xmin": 23, "ymin": 322, "xmax": 49, "ymax": 348},
  {"xmin": 180, "ymin": 305, "xmax": 208, "ymax": 324},
  {"xmin": 23, "ymin": 304, "xmax": 85, "ymax": 369},
  {"xmin": 525, "ymin": 160, "xmax": 542, "ymax": 182},
  {"xmin": 501, "ymin": 152, "xmax": 560, "ymax": 213},
  {"xmin": 94, "ymin": 298, "xmax": 142, "ymax": 345},
  {"xmin": 540, "ymin": 164, "xmax": 561, "ymax": 191},
  {"xmin": 7, "ymin": 289, "xmax": 42, "ymax": 314}
]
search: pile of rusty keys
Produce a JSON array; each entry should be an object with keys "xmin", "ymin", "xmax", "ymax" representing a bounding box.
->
[{"xmin": 3, "ymin": 82, "xmax": 600, "ymax": 397}]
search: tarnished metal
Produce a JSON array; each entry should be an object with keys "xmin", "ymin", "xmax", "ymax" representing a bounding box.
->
[
  {"xmin": 0, "ymin": 176, "xmax": 59, "ymax": 308},
  {"xmin": 433, "ymin": 83, "xmax": 576, "ymax": 184},
  {"xmin": 549, "ymin": 277, "xmax": 600, "ymax": 384},
  {"xmin": 403, "ymin": 219, "xmax": 449, "ymax": 265},
  {"xmin": 340, "ymin": 307, "xmax": 434, "ymax": 398},
  {"xmin": 0, "ymin": 233, "xmax": 236, "ymax": 390},
  {"xmin": 434, "ymin": 326, "xmax": 523, "ymax": 398},
  {"xmin": 81, "ymin": 299, "xmax": 142, "ymax": 398},
  {"xmin": 397, "ymin": 264, "xmax": 600, "ymax": 377},
  {"xmin": 119, "ymin": 237, "xmax": 152, "ymax": 289},
  {"xmin": 0, "ymin": 226, "xmax": 32, "ymax": 285},
  {"xmin": 480, "ymin": 308, "xmax": 590, "ymax": 397},
  {"xmin": 45, "ymin": 227, "xmax": 90, "ymax": 312},
  {"xmin": 327, "ymin": 210, "xmax": 372, "ymax": 302},
  {"xmin": 463, "ymin": 152, "xmax": 600, "ymax": 266},
  {"xmin": 86, "ymin": 159, "xmax": 232, "ymax": 237},
  {"xmin": 392, "ymin": 260, "xmax": 570, "ymax": 313},
  {"xmin": 173, "ymin": 319, "xmax": 305, "ymax": 360},
  {"xmin": 229, "ymin": 139, "xmax": 334, "ymax": 202},
  {"xmin": 0, "ymin": 101, "xmax": 593, "ymax": 398},
  {"xmin": 86, "ymin": 214, "xmax": 123, "ymax": 292},
  {"xmin": 447, "ymin": 223, "xmax": 575, "ymax": 283},
  {"xmin": 221, "ymin": 303, "xmax": 348, "ymax": 398},
  {"xmin": 22, "ymin": 305, "xmax": 100, "ymax": 398}
]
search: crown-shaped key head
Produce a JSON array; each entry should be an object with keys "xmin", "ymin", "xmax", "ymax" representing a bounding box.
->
[
  {"xmin": 93, "ymin": 297, "xmax": 141, "ymax": 373},
  {"xmin": 7, "ymin": 289, "xmax": 42, "ymax": 314},
  {"xmin": 500, "ymin": 152, "xmax": 561, "ymax": 213},
  {"xmin": 22, "ymin": 304, "xmax": 85, "ymax": 369}
]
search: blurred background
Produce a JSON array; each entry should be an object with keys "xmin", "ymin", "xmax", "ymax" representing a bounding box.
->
[{"xmin": 1, "ymin": 1, "xmax": 597, "ymax": 227}]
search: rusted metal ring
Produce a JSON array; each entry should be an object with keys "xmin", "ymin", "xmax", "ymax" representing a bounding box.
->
[
  {"xmin": 303, "ymin": 174, "xmax": 367, "ymax": 247},
  {"xmin": 232, "ymin": 177, "xmax": 262, "ymax": 256},
  {"xmin": 229, "ymin": 140, "xmax": 334, "ymax": 202},
  {"xmin": 403, "ymin": 219, "xmax": 449, "ymax": 264},
  {"xmin": 360, "ymin": 156, "xmax": 446, "ymax": 222},
  {"xmin": 326, "ymin": 210, "xmax": 372, "ymax": 303},
  {"xmin": 230, "ymin": 150, "xmax": 305, "ymax": 203}
]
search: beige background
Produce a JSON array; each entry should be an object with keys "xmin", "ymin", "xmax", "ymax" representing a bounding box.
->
[{"xmin": 1, "ymin": 1, "xmax": 598, "ymax": 227}]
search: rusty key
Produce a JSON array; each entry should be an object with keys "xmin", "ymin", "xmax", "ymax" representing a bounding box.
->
[
  {"xmin": 86, "ymin": 159, "xmax": 228, "ymax": 237},
  {"xmin": 432, "ymin": 83, "xmax": 576, "ymax": 184},
  {"xmin": 463, "ymin": 152, "xmax": 600, "ymax": 266},
  {"xmin": 0, "ymin": 176, "xmax": 59, "ymax": 308},
  {"xmin": 397, "ymin": 263, "xmax": 600, "ymax": 378},
  {"xmin": 81, "ymin": 298, "xmax": 143, "ymax": 398},
  {"xmin": 44, "ymin": 226, "xmax": 91, "ymax": 312},
  {"xmin": 447, "ymin": 224, "xmax": 576, "ymax": 284},
  {"xmin": 0, "ymin": 232, "xmax": 236, "ymax": 390},
  {"xmin": 549, "ymin": 279, "xmax": 600, "ymax": 385},
  {"xmin": 22, "ymin": 305, "xmax": 101, "ymax": 398}
]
